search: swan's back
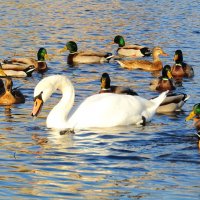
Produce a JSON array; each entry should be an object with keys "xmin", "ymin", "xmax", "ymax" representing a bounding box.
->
[{"xmin": 66, "ymin": 93, "xmax": 163, "ymax": 129}]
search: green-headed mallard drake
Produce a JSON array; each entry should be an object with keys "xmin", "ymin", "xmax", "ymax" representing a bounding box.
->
[
  {"xmin": 99, "ymin": 73, "xmax": 138, "ymax": 95},
  {"xmin": 0, "ymin": 77, "xmax": 25, "ymax": 105},
  {"xmin": 99, "ymin": 72, "xmax": 189, "ymax": 114},
  {"xmin": 186, "ymin": 103, "xmax": 200, "ymax": 129},
  {"xmin": 117, "ymin": 46, "xmax": 168, "ymax": 71},
  {"xmin": 0, "ymin": 63, "xmax": 34, "ymax": 78},
  {"xmin": 155, "ymin": 93, "xmax": 190, "ymax": 113},
  {"xmin": 113, "ymin": 35, "xmax": 152, "ymax": 57},
  {"xmin": 2, "ymin": 48, "xmax": 48, "ymax": 73},
  {"xmin": 186, "ymin": 103, "xmax": 200, "ymax": 148},
  {"xmin": 171, "ymin": 50, "xmax": 194, "ymax": 79},
  {"xmin": 60, "ymin": 41, "xmax": 113, "ymax": 65},
  {"xmin": 150, "ymin": 65, "xmax": 176, "ymax": 92}
]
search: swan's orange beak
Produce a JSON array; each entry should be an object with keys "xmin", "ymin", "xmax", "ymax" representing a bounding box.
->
[{"xmin": 31, "ymin": 97, "xmax": 43, "ymax": 117}]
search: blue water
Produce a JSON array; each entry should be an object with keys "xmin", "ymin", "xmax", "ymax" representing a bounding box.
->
[{"xmin": 0, "ymin": 0, "xmax": 200, "ymax": 199}]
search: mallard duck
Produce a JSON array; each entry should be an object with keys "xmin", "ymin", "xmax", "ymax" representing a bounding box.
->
[
  {"xmin": 2, "ymin": 48, "xmax": 48, "ymax": 73},
  {"xmin": 113, "ymin": 35, "xmax": 152, "ymax": 57},
  {"xmin": 99, "ymin": 72, "xmax": 188, "ymax": 113},
  {"xmin": 117, "ymin": 46, "xmax": 168, "ymax": 71},
  {"xmin": 186, "ymin": 103, "xmax": 200, "ymax": 148},
  {"xmin": 150, "ymin": 65, "xmax": 175, "ymax": 92},
  {"xmin": 31, "ymin": 75, "xmax": 168, "ymax": 131},
  {"xmin": 0, "ymin": 63, "xmax": 34, "ymax": 78},
  {"xmin": 186, "ymin": 103, "xmax": 200, "ymax": 129},
  {"xmin": 99, "ymin": 73, "xmax": 138, "ymax": 95},
  {"xmin": 60, "ymin": 41, "xmax": 113, "ymax": 65},
  {"xmin": 155, "ymin": 93, "xmax": 190, "ymax": 113},
  {"xmin": 0, "ymin": 77, "xmax": 25, "ymax": 105},
  {"xmin": 171, "ymin": 50, "xmax": 194, "ymax": 79}
]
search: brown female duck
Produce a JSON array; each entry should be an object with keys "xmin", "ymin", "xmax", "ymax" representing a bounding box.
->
[
  {"xmin": 0, "ymin": 77, "xmax": 25, "ymax": 105},
  {"xmin": 171, "ymin": 49, "xmax": 194, "ymax": 79},
  {"xmin": 117, "ymin": 46, "xmax": 168, "ymax": 71},
  {"xmin": 2, "ymin": 48, "xmax": 48, "ymax": 73}
]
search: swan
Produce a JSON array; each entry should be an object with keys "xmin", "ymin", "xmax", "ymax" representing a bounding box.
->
[{"xmin": 31, "ymin": 75, "xmax": 168, "ymax": 131}]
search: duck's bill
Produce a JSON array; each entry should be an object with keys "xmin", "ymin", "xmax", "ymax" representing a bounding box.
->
[
  {"xmin": 167, "ymin": 70, "xmax": 173, "ymax": 79},
  {"xmin": 58, "ymin": 46, "xmax": 68, "ymax": 54},
  {"xmin": 162, "ymin": 52, "xmax": 169, "ymax": 56},
  {"xmin": 31, "ymin": 98, "xmax": 43, "ymax": 117},
  {"xmin": 185, "ymin": 111, "xmax": 195, "ymax": 121},
  {"xmin": 44, "ymin": 54, "xmax": 50, "ymax": 61}
]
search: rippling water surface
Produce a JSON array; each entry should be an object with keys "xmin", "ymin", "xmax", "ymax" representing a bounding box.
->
[{"xmin": 1, "ymin": 0, "xmax": 200, "ymax": 199}]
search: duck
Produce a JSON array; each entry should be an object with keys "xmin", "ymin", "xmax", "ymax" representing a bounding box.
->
[
  {"xmin": 31, "ymin": 75, "xmax": 168, "ymax": 131},
  {"xmin": 2, "ymin": 48, "xmax": 48, "ymax": 73},
  {"xmin": 113, "ymin": 35, "xmax": 152, "ymax": 57},
  {"xmin": 0, "ymin": 63, "xmax": 35, "ymax": 78},
  {"xmin": 186, "ymin": 103, "xmax": 200, "ymax": 130},
  {"xmin": 171, "ymin": 50, "xmax": 194, "ymax": 80},
  {"xmin": 60, "ymin": 41, "xmax": 113, "ymax": 65},
  {"xmin": 150, "ymin": 65, "xmax": 176, "ymax": 92},
  {"xmin": 185, "ymin": 103, "xmax": 200, "ymax": 148},
  {"xmin": 0, "ymin": 77, "xmax": 25, "ymax": 105},
  {"xmin": 155, "ymin": 93, "xmax": 190, "ymax": 113},
  {"xmin": 99, "ymin": 72, "xmax": 189, "ymax": 113},
  {"xmin": 99, "ymin": 72, "xmax": 138, "ymax": 95},
  {"xmin": 116, "ymin": 46, "xmax": 168, "ymax": 71}
]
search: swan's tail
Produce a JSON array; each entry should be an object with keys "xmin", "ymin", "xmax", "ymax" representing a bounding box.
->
[{"xmin": 150, "ymin": 90, "xmax": 169, "ymax": 108}]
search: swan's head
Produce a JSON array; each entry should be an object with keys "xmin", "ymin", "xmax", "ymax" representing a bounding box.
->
[
  {"xmin": 31, "ymin": 75, "xmax": 74, "ymax": 117},
  {"xmin": 31, "ymin": 75, "xmax": 63, "ymax": 117},
  {"xmin": 32, "ymin": 91, "xmax": 44, "ymax": 117}
]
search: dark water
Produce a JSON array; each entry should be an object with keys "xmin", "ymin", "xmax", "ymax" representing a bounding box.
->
[{"xmin": 0, "ymin": 0, "xmax": 200, "ymax": 199}]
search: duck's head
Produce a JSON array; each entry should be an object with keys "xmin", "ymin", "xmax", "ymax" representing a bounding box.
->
[
  {"xmin": 100, "ymin": 73, "xmax": 111, "ymax": 89},
  {"xmin": 60, "ymin": 41, "xmax": 78, "ymax": 54},
  {"xmin": 186, "ymin": 103, "xmax": 200, "ymax": 121},
  {"xmin": 37, "ymin": 48, "xmax": 49, "ymax": 61},
  {"xmin": 162, "ymin": 65, "xmax": 173, "ymax": 79},
  {"xmin": 174, "ymin": 50, "xmax": 183, "ymax": 64},
  {"xmin": 114, "ymin": 35, "xmax": 125, "ymax": 47},
  {"xmin": 152, "ymin": 46, "xmax": 168, "ymax": 57}
]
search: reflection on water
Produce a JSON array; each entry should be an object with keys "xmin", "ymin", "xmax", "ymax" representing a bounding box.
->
[{"xmin": 1, "ymin": 0, "xmax": 200, "ymax": 199}]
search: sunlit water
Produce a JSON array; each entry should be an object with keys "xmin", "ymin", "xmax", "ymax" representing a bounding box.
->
[{"xmin": 0, "ymin": 0, "xmax": 200, "ymax": 199}]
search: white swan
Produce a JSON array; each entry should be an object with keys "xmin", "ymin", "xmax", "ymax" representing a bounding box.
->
[{"xmin": 31, "ymin": 75, "xmax": 168, "ymax": 131}]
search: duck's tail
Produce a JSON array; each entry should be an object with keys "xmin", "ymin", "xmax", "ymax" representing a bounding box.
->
[
  {"xmin": 116, "ymin": 60, "xmax": 126, "ymax": 68},
  {"xmin": 141, "ymin": 47, "xmax": 152, "ymax": 57},
  {"xmin": 105, "ymin": 53, "xmax": 114, "ymax": 62},
  {"xmin": 23, "ymin": 65, "xmax": 35, "ymax": 77}
]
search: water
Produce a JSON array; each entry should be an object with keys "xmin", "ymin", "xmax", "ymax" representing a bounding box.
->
[{"xmin": 0, "ymin": 0, "xmax": 200, "ymax": 199}]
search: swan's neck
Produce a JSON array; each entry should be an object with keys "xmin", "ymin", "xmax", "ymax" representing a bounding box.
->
[{"xmin": 46, "ymin": 79, "xmax": 75, "ymax": 129}]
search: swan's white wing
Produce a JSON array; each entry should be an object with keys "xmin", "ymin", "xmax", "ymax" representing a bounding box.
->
[{"xmin": 66, "ymin": 93, "xmax": 158, "ymax": 129}]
